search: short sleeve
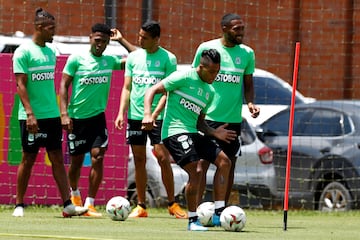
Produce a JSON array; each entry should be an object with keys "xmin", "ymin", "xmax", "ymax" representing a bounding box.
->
[
  {"xmin": 13, "ymin": 46, "xmax": 28, "ymax": 74},
  {"xmin": 62, "ymin": 54, "xmax": 79, "ymax": 77}
]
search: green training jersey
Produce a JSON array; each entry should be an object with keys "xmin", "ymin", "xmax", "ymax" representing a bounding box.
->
[
  {"xmin": 161, "ymin": 69, "xmax": 214, "ymax": 139},
  {"xmin": 125, "ymin": 47, "xmax": 177, "ymax": 120},
  {"xmin": 63, "ymin": 52, "xmax": 122, "ymax": 119},
  {"xmin": 13, "ymin": 41, "xmax": 59, "ymax": 120},
  {"xmin": 192, "ymin": 39, "xmax": 255, "ymax": 123}
]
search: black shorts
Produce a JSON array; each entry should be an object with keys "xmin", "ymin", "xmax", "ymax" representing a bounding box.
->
[
  {"xmin": 205, "ymin": 120, "xmax": 241, "ymax": 158},
  {"xmin": 163, "ymin": 133, "xmax": 222, "ymax": 168},
  {"xmin": 126, "ymin": 119, "xmax": 162, "ymax": 145},
  {"xmin": 20, "ymin": 117, "xmax": 62, "ymax": 153},
  {"xmin": 68, "ymin": 112, "xmax": 108, "ymax": 155}
]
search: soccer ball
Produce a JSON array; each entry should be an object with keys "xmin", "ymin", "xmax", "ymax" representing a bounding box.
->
[
  {"xmin": 196, "ymin": 201, "xmax": 215, "ymax": 227},
  {"xmin": 106, "ymin": 196, "xmax": 131, "ymax": 221},
  {"xmin": 220, "ymin": 206, "xmax": 246, "ymax": 232}
]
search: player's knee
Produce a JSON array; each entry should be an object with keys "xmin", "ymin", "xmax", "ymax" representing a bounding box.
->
[
  {"xmin": 91, "ymin": 154, "xmax": 104, "ymax": 168},
  {"xmin": 22, "ymin": 158, "xmax": 36, "ymax": 168},
  {"xmin": 91, "ymin": 148, "xmax": 105, "ymax": 164},
  {"xmin": 218, "ymin": 156, "xmax": 231, "ymax": 170},
  {"xmin": 92, "ymin": 154, "xmax": 104, "ymax": 166},
  {"xmin": 157, "ymin": 156, "xmax": 171, "ymax": 168},
  {"xmin": 195, "ymin": 166, "xmax": 205, "ymax": 178}
]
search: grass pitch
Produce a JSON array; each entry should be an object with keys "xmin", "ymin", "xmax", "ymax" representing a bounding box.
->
[{"xmin": 0, "ymin": 205, "xmax": 359, "ymax": 240}]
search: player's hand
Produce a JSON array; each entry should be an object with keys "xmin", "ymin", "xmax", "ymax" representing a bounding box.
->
[
  {"xmin": 110, "ymin": 28, "xmax": 123, "ymax": 42},
  {"xmin": 114, "ymin": 115, "xmax": 124, "ymax": 130},
  {"xmin": 26, "ymin": 114, "xmax": 39, "ymax": 134},
  {"xmin": 141, "ymin": 114, "xmax": 155, "ymax": 131},
  {"xmin": 214, "ymin": 123, "xmax": 237, "ymax": 143},
  {"xmin": 61, "ymin": 114, "xmax": 73, "ymax": 132},
  {"xmin": 248, "ymin": 103, "xmax": 260, "ymax": 118}
]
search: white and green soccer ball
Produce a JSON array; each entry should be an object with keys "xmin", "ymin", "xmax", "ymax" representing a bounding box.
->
[
  {"xmin": 106, "ymin": 196, "xmax": 131, "ymax": 221},
  {"xmin": 196, "ymin": 201, "xmax": 215, "ymax": 227},
  {"xmin": 220, "ymin": 205, "xmax": 246, "ymax": 232}
]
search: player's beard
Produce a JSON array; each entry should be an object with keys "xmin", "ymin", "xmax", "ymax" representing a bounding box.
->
[
  {"xmin": 228, "ymin": 34, "xmax": 243, "ymax": 45},
  {"xmin": 43, "ymin": 33, "xmax": 54, "ymax": 43}
]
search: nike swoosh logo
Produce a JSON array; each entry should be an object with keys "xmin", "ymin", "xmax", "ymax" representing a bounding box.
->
[
  {"xmin": 184, "ymin": 149, "xmax": 191, "ymax": 154},
  {"xmin": 176, "ymin": 213, "xmax": 186, "ymax": 218}
]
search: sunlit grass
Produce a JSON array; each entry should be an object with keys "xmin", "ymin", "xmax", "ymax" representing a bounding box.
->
[{"xmin": 0, "ymin": 205, "xmax": 359, "ymax": 240}]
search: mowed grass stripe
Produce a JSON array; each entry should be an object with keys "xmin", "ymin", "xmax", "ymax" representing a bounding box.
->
[
  {"xmin": 0, "ymin": 233, "xmax": 117, "ymax": 240},
  {"xmin": 0, "ymin": 205, "xmax": 359, "ymax": 240}
]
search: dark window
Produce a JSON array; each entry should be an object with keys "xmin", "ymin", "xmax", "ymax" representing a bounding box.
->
[
  {"xmin": 252, "ymin": 76, "xmax": 304, "ymax": 105},
  {"xmin": 1, "ymin": 44, "xmax": 19, "ymax": 53},
  {"xmin": 296, "ymin": 109, "xmax": 347, "ymax": 137},
  {"xmin": 262, "ymin": 107, "xmax": 353, "ymax": 137},
  {"xmin": 261, "ymin": 109, "xmax": 310, "ymax": 136}
]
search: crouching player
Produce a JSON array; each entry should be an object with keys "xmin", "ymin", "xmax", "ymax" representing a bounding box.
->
[{"xmin": 142, "ymin": 49, "xmax": 236, "ymax": 231}]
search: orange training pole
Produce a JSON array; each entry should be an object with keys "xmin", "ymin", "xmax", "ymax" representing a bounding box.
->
[{"xmin": 283, "ymin": 42, "xmax": 300, "ymax": 231}]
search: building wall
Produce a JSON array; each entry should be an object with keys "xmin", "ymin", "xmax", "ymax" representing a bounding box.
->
[{"xmin": 0, "ymin": 0, "xmax": 359, "ymax": 99}]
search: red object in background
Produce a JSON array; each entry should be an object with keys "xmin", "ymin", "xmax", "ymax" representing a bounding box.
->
[{"xmin": 283, "ymin": 42, "xmax": 301, "ymax": 230}]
